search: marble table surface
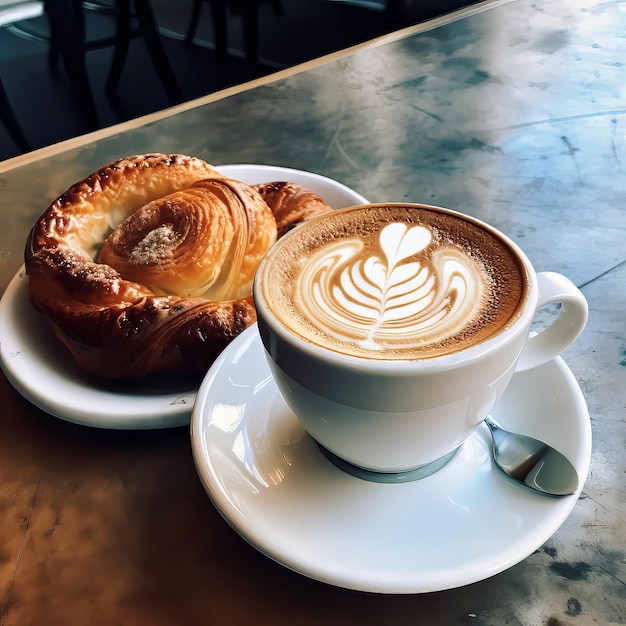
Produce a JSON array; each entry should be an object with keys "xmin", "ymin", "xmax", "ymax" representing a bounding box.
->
[{"xmin": 0, "ymin": 0, "xmax": 624, "ymax": 623}]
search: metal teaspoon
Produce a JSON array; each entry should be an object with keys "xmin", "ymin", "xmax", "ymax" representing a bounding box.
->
[{"xmin": 484, "ymin": 416, "xmax": 579, "ymax": 496}]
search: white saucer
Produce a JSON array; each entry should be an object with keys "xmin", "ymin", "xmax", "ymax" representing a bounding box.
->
[
  {"xmin": 191, "ymin": 325, "xmax": 592, "ymax": 593},
  {"xmin": 0, "ymin": 165, "xmax": 367, "ymax": 429}
]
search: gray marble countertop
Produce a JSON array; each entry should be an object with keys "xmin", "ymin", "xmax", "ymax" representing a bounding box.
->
[{"xmin": 0, "ymin": 0, "xmax": 624, "ymax": 623}]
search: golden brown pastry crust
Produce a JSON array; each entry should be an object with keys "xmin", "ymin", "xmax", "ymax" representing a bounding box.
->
[
  {"xmin": 253, "ymin": 181, "xmax": 334, "ymax": 236},
  {"xmin": 98, "ymin": 177, "xmax": 277, "ymax": 300},
  {"xmin": 25, "ymin": 154, "xmax": 333, "ymax": 380}
]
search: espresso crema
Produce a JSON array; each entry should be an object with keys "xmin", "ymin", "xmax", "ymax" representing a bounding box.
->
[{"xmin": 258, "ymin": 205, "xmax": 528, "ymax": 359}]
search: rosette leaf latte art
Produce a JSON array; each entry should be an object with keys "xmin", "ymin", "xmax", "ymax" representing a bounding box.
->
[
  {"xmin": 259, "ymin": 204, "xmax": 527, "ymax": 360},
  {"xmin": 299, "ymin": 222, "xmax": 484, "ymax": 353}
]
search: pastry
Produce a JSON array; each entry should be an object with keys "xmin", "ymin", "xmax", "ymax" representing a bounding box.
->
[
  {"xmin": 253, "ymin": 180, "xmax": 333, "ymax": 236},
  {"xmin": 25, "ymin": 154, "xmax": 332, "ymax": 380}
]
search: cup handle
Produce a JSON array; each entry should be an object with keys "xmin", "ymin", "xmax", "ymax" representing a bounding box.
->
[{"xmin": 515, "ymin": 271, "xmax": 588, "ymax": 372}]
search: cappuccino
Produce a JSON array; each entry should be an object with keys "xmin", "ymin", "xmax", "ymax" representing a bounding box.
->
[{"xmin": 257, "ymin": 204, "xmax": 529, "ymax": 360}]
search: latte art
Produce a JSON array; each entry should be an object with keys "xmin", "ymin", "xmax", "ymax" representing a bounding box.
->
[
  {"xmin": 298, "ymin": 223, "xmax": 485, "ymax": 352},
  {"xmin": 258, "ymin": 204, "xmax": 528, "ymax": 359}
]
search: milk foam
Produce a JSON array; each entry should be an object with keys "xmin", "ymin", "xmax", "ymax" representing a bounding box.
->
[
  {"xmin": 297, "ymin": 223, "xmax": 484, "ymax": 352},
  {"xmin": 259, "ymin": 205, "xmax": 527, "ymax": 360}
]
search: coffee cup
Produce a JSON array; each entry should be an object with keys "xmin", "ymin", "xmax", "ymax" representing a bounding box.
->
[{"xmin": 253, "ymin": 203, "xmax": 588, "ymax": 476}]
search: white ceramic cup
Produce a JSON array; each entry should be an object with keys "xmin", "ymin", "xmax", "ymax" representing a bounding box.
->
[{"xmin": 253, "ymin": 204, "xmax": 588, "ymax": 475}]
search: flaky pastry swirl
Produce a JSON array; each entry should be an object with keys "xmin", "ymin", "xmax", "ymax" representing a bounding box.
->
[{"xmin": 25, "ymin": 154, "xmax": 332, "ymax": 380}]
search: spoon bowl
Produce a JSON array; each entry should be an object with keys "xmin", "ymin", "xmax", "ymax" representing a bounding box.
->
[{"xmin": 485, "ymin": 416, "xmax": 579, "ymax": 496}]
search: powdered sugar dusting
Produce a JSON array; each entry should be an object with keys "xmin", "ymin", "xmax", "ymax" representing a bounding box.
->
[{"xmin": 130, "ymin": 224, "xmax": 180, "ymax": 265}]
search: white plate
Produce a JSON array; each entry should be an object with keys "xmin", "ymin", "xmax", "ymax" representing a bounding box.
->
[
  {"xmin": 0, "ymin": 165, "xmax": 368, "ymax": 429},
  {"xmin": 191, "ymin": 325, "xmax": 592, "ymax": 593}
]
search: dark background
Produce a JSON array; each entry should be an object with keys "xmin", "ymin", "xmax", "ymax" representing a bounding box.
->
[{"xmin": 0, "ymin": 0, "xmax": 478, "ymax": 161}]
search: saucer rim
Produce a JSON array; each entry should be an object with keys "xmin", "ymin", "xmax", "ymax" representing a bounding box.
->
[
  {"xmin": 191, "ymin": 324, "xmax": 592, "ymax": 593},
  {"xmin": 0, "ymin": 266, "xmax": 195, "ymax": 429}
]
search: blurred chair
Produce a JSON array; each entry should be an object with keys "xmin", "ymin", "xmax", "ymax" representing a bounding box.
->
[
  {"xmin": 43, "ymin": 0, "xmax": 183, "ymax": 131},
  {"xmin": 0, "ymin": 75, "xmax": 31, "ymax": 152},
  {"xmin": 185, "ymin": 0, "xmax": 283, "ymax": 63},
  {"xmin": 104, "ymin": 0, "xmax": 183, "ymax": 103},
  {"xmin": 0, "ymin": 0, "xmax": 43, "ymax": 152}
]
